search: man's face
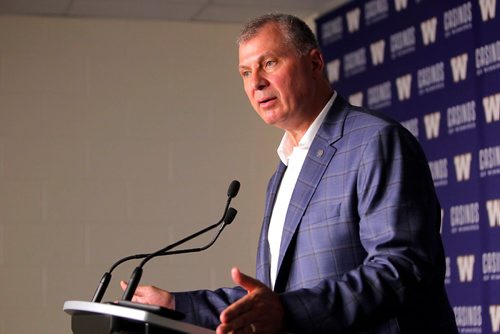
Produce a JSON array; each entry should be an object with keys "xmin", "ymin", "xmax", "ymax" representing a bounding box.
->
[{"xmin": 238, "ymin": 23, "xmax": 317, "ymax": 131}]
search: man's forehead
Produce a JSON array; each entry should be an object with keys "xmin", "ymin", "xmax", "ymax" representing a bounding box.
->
[
  {"xmin": 238, "ymin": 50, "xmax": 276, "ymax": 67},
  {"xmin": 238, "ymin": 28, "xmax": 288, "ymax": 53},
  {"xmin": 238, "ymin": 42, "xmax": 292, "ymax": 67}
]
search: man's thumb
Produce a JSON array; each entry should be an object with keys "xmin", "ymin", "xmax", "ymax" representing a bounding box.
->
[{"xmin": 231, "ymin": 267, "xmax": 262, "ymax": 292}]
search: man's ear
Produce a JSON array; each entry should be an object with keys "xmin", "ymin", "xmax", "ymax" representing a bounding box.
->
[{"xmin": 309, "ymin": 48, "xmax": 325, "ymax": 77}]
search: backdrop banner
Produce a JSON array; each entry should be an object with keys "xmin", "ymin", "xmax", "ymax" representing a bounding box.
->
[{"xmin": 316, "ymin": 0, "xmax": 500, "ymax": 332}]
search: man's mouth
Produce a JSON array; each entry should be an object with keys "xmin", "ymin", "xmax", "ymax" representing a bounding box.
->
[{"xmin": 258, "ymin": 97, "xmax": 277, "ymax": 106}]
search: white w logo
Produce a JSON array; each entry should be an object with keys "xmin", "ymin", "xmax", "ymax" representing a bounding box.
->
[
  {"xmin": 370, "ymin": 39, "xmax": 386, "ymax": 66},
  {"xmin": 327, "ymin": 59, "xmax": 340, "ymax": 83},
  {"xmin": 346, "ymin": 8, "xmax": 361, "ymax": 33},
  {"xmin": 423, "ymin": 112, "xmax": 441, "ymax": 140},
  {"xmin": 486, "ymin": 199, "xmax": 500, "ymax": 228},
  {"xmin": 457, "ymin": 255, "xmax": 475, "ymax": 282},
  {"xmin": 483, "ymin": 93, "xmax": 500, "ymax": 123},
  {"xmin": 420, "ymin": 17, "xmax": 437, "ymax": 46},
  {"xmin": 450, "ymin": 53, "xmax": 469, "ymax": 83},
  {"xmin": 454, "ymin": 153, "xmax": 472, "ymax": 182},
  {"xmin": 396, "ymin": 74, "xmax": 412, "ymax": 101},
  {"xmin": 394, "ymin": 0, "xmax": 408, "ymax": 11},
  {"xmin": 479, "ymin": 0, "xmax": 497, "ymax": 21},
  {"xmin": 490, "ymin": 305, "xmax": 500, "ymax": 333}
]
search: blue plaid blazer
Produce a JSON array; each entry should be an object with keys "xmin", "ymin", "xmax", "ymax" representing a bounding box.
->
[{"xmin": 174, "ymin": 96, "xmax": 458, "ymax": 333}]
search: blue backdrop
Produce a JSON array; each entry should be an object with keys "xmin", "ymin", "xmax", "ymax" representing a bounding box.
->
[{"xmin": 316, "ymin": 0, "xmax": 500, "ymax": 332}]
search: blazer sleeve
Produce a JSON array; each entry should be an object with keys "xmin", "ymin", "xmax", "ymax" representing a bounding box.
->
[
  {"xmin": 278, "ymin": 122, "xmax": 447, "ymax": 332},
  {"xmin": 172, "ymin": 286, "xmax": 247, "ymax": 329}
]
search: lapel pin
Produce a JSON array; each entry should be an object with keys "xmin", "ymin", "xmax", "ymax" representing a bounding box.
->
[{"xmin": 316, "ymin": 149, "xmax": 324, "ymax": 157}]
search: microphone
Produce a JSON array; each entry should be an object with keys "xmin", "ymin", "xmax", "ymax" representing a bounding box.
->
[
  {"xmin": 91, "ymin": 180, "xmax": 240, "ymax": 303},
  {"xmin": 116, "ymin": 207, "xmax": 237, "ymax": 319},
  {"xmin": 120, "ymin": 207, "xmax": 237, "ymax": 301}
]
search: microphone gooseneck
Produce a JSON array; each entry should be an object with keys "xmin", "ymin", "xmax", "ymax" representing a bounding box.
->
[
  {"xmin": 158, "ymin": 208, "xmax": 237, "ymax": 256},
  {"xmin": 121, "ymin": 207, "xmax": 238, "ymax": 301},
  {"xmin": 90, "ymin": 180, "xmax": 240, "ymax": 303}
]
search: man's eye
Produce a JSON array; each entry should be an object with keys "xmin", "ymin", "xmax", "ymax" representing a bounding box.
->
[
  {"xmin": 265, "ymin": 60, "xmax": 277, "ymax": 68},
  {"xmin": 241, "ymin": 71, "xmax": 251, "ymax": 78}
]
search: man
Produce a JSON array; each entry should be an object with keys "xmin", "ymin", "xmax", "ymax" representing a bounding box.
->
[{"xmin": 122, "ymin": 14, "xmax": 458, "ymax": 333}]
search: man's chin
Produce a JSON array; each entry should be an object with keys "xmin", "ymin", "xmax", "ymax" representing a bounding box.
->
[{"xmin": 260, "ymin": 113, "xmax": 279, "ymax": 126}]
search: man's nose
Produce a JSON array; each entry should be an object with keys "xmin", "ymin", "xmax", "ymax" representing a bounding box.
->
[{"xmin": 251, "ymin": 71, "xmax": 268, "ymax": 90}]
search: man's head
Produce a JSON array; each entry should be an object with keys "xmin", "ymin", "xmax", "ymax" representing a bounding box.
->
[{"xmin": 237, "ymin": 14, "xmax": 332, "ymax": 140}]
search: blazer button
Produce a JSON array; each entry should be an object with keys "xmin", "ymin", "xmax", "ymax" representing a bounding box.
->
[{"xmin": 316, "ymin": 149, "xmax": 324, "ymax": 157}]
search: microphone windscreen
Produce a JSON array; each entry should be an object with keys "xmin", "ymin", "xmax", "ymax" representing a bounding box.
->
[
  {"xmin": 227, "ymin": 180, "xmax": 241, "ymax": 198},
  {"xmin": 224, "ymin": 208, "xmax": 238, "ymax": 225}
]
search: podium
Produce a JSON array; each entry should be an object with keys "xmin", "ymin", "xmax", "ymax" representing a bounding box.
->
[{"xmin": 63, "ymin": 301, "xmax": 215, "ymax": 334}]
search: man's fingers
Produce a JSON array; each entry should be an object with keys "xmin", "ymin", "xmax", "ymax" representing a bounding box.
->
[
  {"xmin": 220, "ymin": 292, "xmax": 254, "ymax": 324},
  {"xmin": 218, "ymin": 310, "xmax": 256, "ymax": 333},
  {"xmin": 221, "ymin": 268, "xmax": 285, "ymax": 333},
  {"xmin": 221, "ymin": 268, "xmax": 263, "ymax": 323},
  {"xmin": 120, "ymin": 280, "xmax": 153, "ymax": 304}
]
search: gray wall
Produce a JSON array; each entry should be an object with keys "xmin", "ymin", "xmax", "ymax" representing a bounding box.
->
[{"xmin": 0, "ymin": 15, "xmax": 282, "ymax": 333}]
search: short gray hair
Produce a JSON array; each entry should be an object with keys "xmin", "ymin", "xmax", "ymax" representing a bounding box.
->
[{"xmin": 237, "ymin": 13, "xmax": 320, "ymax": 56}]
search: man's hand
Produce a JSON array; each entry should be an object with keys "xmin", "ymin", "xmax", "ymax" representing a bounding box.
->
[
  {"xmin": 119, "ymin": 280, "xmax": 175, "ymax": 309},
  {"xmin": 217, "ymin": 267, "xmax": 285, "ymax": 334}
]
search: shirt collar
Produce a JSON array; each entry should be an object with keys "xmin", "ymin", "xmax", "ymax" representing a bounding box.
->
[{"xmin": 277, "ymin": 91, "xmax": 337, "ymax": 165}]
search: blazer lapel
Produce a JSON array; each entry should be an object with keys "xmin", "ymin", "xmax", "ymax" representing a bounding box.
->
[{"xmin": 274, "ymin": 96, "xmax": 349, "ymax": 292}]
